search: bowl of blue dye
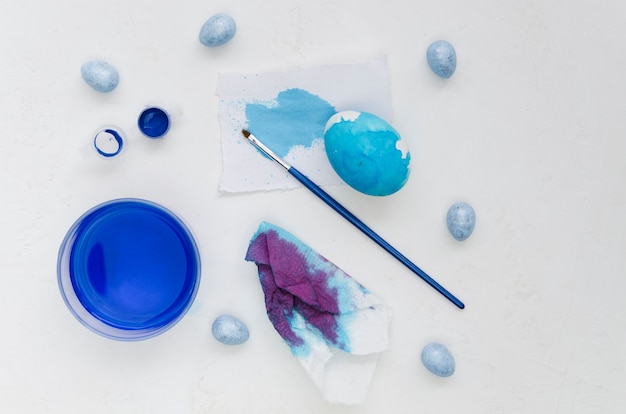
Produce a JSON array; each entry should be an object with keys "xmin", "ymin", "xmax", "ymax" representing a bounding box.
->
[{"xmin": 57, "ymin": 199, "xmax": 200, "ymax": 340}]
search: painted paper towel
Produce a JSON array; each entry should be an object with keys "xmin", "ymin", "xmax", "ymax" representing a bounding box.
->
[{"xmin": 245, "ymin": 222, "xmax": 392, "ymax": 404}]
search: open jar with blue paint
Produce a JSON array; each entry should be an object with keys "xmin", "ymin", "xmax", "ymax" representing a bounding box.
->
[
  {"xmin": 137, "ymin": 106, "xmax": 171, "ymax": 139},
  {"xmin": 57, "ymin": 199, "xmax": 200, "ymax": 340}
]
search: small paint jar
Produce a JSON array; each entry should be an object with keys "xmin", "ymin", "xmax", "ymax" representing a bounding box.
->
[
  {"xmin": 137, "ymin": 106, "xmax": 171, "ymax": 139},
  {"xmin": 57, "ymin": 199, "xmax": 201, "ymax": 340}
]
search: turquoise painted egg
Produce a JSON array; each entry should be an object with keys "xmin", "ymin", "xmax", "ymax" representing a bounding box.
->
[{"xmin": 323, "ymin": 111, "xmax": 411, "ymax": 196}]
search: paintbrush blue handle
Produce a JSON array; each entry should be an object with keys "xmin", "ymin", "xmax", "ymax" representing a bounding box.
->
[{"xmin": 288, "ymin": 167, "xmax": 465, "ymax": 309}]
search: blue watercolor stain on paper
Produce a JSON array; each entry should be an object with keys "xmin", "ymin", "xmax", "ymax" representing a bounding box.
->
[{"xmin": 245, "ymin": 88, "xmax": 336, "ymax": 157}]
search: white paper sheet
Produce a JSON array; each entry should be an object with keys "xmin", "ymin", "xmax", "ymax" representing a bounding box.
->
[{"xmin": 216, "ymin": 57, "xmax": 393, "ymax": 192}]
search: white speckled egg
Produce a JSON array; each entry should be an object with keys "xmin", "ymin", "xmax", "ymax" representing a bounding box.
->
[{"xmin": 323, "ymin": 111, "xmax": 411, "ymax": 196}]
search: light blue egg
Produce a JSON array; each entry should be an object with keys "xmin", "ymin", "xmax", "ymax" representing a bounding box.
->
[
  {"xmin": 324, "ymin": 111, "xmax": 411, "ymax": 196},
  {"xmin": 212, "ymin": 314, "xmax": 249, "ymax": 345},
  {"xmin": 199, "ymin": 13, "xmax": 236, "ymax": 47},
  {"xmin": 446, "ymin": 202, "xmax": 476, "ymax": 241},
  {"xmin": 426, "ymin": 40, "xmax": 457, "ymax": 79},
  {"xmin": 421, "ymin": 342, "xmax": 455, "ymax": 377},
  {"xmin": 80, "ymin": 60, "xmax": 119, "ymax": 93}
]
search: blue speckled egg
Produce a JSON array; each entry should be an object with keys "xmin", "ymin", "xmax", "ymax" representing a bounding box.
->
[
  {"xmin": 426, "ymin": 40, "xmax": 457, "ymax": 79},
  {"xmin": 80, "ymin": 60, "xmax": 119, "ymax": 93},
  {"xmin": 324, "ymin": 111, "xmax": 411, "ymax": 196},
  {"xmin": 447, "ymin": 202, "xmax": 476, "ymax": 241},
  {"xmin": 199, "ymin": 13, "xmax": 236, "ymax": 47},
  {"xmin": 421, "ymin": 342, "xmax": 455, "ymax": 377},
  {"xmin": 212, "ymin": 314, "xmax": 249, "ymax": 345}
]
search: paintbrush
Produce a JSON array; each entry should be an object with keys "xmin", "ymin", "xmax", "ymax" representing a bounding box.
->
[{"xmin": 242, "ymin": 129, "xmax": 465, "ymax": 310}]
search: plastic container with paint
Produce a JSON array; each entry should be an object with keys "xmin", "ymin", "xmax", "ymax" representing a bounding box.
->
[
  {"xmin": 93, "ymin": 126, "xmax": 125, "ymax": 158},
  {"xmin": 137, "ymin": 106, "xmax": 171, "ymax": 139},
  {"xmin": 57, "ymin": 199, "xmax": 200, "ymax": 340}
]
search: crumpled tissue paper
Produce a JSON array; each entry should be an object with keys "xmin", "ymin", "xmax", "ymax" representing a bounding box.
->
[{"xmin": 245, "ymin": 222, "xmax": 392, "ymax": 405}]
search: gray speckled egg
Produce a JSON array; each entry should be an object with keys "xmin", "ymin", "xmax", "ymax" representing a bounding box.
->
[
  {"xmin": 421, "ymin": 342, "xmax": 455, "ymax": 377},
  {"xmin": 212, "ymin": 314, "xmax": 249, "ymax": 345},
  {"xmin": 80, "ymin": 60, "xmax": 119, "ymax": 93}
]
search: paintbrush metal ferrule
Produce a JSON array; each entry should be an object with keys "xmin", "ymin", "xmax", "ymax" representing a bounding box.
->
[
  {"xmin": 242, "ymin": 129, "xmax": 291, "ymax": 170},
  {"xmin": 240, "ymin": 129, "xmax": 465, "ymax": 309}
]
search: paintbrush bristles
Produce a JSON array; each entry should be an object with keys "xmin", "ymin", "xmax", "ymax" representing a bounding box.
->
[{"xmin": 241, "ymin": 129, "xmax": 291, "ymax": 170}]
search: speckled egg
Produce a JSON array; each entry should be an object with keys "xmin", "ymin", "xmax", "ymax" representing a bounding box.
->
[
  {"xmin": 211, "ymin": 314, "xmax": 249, "ymax": 345},
  {"xmin": 323, "ymin": 111, "xmax": 411, "ymax": 196},
  {"xmin": 80, "ymin": 60, "xmax": 119, "ymax": 93},
  {"xmin": 199, "ymin": 13, "xmax": 236, "ymax": 47},
  {"xmin": 421, "ymin": 342, "xmax": 455, "ymax": 377},
  {"xmin": 426, "ymin": 40, "xmax": 457, "ymax": 79},
  {"xmin": 446, "ymin": 202, "xmax": 476, "ymax": 241}
]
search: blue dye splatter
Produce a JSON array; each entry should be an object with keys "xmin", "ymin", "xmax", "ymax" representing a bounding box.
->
[{"xmin": 245, "ymin": 88, "xmax": 336, "ymax": 158}]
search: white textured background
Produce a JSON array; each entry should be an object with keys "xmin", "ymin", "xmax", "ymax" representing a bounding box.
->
[{"xmin": 1, "ymin": 1, "xmax": 625, "ymax": 413}]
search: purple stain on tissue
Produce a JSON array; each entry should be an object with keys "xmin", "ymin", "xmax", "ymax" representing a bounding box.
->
[
  {"xmin": 246, "ymin": 223, "xmax": 342, "ymax": 350},
  {"xmin": 245, "ymin": 222, "xmax": 390, "ymax": 357}
]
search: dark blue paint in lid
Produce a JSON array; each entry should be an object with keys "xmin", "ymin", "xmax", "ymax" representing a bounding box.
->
[
  {"xmin": 93, "ymin": 127, "xmax": 124, "ymax": 158},
  {"xmin": 138, "ymin": 107, "xmax": 170, "ymax": 138},
  {"xmin": 58, "ymin": 199, "xmax": 200, "ymax": 340}
]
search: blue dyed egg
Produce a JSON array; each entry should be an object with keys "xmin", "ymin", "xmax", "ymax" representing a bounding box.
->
[
  {"xmin": 446, "ymin": 202, "xmax": 476, "ymax": 241},
  {"xmin": 199, "ymin": 13, "xmax": 236, "ymax": 47},
  {"xmin": 212, "ymin": 315, "xmax": 249, "ymax": 345},
  {"xmin": 421, "ymin": 342, "xmax": 455, "ymax": 377},
  {"xmin": 426, "ymin": 40, "xmax": 457, "ymax": 79},
  {"xmin": 324, "ymin": 111, "xmax": 411, "ymax": 196},
  {"xmin": 80, "ymin": 60, "xmax": 119, "ymax": 93}
]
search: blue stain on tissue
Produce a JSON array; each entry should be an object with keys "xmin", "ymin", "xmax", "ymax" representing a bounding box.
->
[{"xmin": 245, "ymin": 88, "xmax": 336, "ymax": 157}]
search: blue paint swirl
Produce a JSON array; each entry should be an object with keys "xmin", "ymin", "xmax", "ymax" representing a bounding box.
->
[{"xmin": 245, "ymin": 88, "xmax": 336, "ymax": 158}]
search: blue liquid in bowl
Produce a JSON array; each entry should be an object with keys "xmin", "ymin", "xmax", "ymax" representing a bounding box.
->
[{"xmin": 58, "ymin": 199, "xmax": 200, "ymax": 340}]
